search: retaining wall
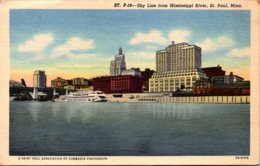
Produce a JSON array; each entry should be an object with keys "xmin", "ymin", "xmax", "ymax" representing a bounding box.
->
[{"xmin": 139, "ymin": 95, "xmax": 250, "ymax": 104}]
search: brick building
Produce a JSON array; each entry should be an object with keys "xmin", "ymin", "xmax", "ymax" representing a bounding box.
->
[
  {"xmin": 201, "ymin": 65, "xmax": 226, "ymax": 78},
  {"xmin": 193, "ymin": 78, "xmax": 250, "ymax": 95},
  {"xmin": 51, "ymin": 77, "xmax": 90, "ymax": 90},
  {"xmin": 93, "ymin": 75, "xmax": 142, "ymax": 93},
  {"xmin": 71, "ymin": 77, "xmax": 89, "ymax": 89},
  {"xmin": 211, "ymin": 72, "xmax": 244, "ymax": 84},
  {"xmin": 51, "ymin": 77, "xmax": 69, "ymax": 89}
]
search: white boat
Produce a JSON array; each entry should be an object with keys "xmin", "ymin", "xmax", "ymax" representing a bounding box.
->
[
  {"xmin": 9, "ymin": 96, "xmax": 16, "ymax": 101},
  {"xmin": 56, "ymin": 91, "xmax": 108, "ymax": 102}
]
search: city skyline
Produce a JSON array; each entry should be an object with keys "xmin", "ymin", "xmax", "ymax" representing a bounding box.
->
[{"xmin": 10, "ymin": 10, "xmax": 250, "ymax": 86}]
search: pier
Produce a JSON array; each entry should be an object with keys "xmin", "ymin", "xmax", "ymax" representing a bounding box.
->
[{"xmin": 107, "ymin": 93, "xmax": 250, "ymax": 104}]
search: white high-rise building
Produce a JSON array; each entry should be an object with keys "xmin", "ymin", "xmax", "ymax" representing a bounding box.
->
[
  {"xmin": 156, "ymin": 41, "xmax": 201, "ymax": 72},
  {"xmin": 33, "ymin": 70, "xmax": 46, "ymax": 88},
  {"xmin": 149, "ymin": 41, "xmax": 206, "ymax": 92},
  {"xmin": 110, "ymin": 47, "xmax": 126, "ymax": 76}
]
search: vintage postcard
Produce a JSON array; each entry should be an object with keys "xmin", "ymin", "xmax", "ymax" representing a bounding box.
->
[{"xmin": 0, "ymin": 0, "xmax": 259, "ymax": 165}]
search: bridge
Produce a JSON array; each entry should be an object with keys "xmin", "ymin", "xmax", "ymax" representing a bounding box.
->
[{"xmin": 10, "ymin": 80, "xmax": 67, "ymax": 100}]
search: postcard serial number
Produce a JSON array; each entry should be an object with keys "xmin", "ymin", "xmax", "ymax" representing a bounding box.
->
[{"xmin": 235, "ymin": 156, "xmax": 249, "ymax": 159}]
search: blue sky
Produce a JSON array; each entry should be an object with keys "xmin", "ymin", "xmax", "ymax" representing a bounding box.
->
[{"xmin": 10, "ymin": 10, "xmax": 250, "ymax": 86}]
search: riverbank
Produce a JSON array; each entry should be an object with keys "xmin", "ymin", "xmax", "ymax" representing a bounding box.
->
[{"xmin": 106, "ymin": 93, "xmax": 250, "ymax": 104}]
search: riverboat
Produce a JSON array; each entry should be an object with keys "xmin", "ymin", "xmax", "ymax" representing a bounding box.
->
[{"xmin": 56, "ymin": 91, "xmax": 108, "ymax": 102}]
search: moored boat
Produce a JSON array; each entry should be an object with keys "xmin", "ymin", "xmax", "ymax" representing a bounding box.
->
[{"xmin": 56, "ymin": 91, "xmax": 108, "ymax": 102}]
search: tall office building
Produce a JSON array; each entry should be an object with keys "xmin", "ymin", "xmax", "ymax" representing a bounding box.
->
[
  {"xmin": 156, "ymin": 41, "xmax": 201, "ymax": 72},
  {"xmin": 110, "ymin": 47, "xmax": 126, "ymax": 76},
  {"xmin": 33, "ymin": 70, "xmax": 47, "ymax": 88},
  {"xmin": 149, "ymin": 41, "xmax": 206, "ymax": 92}
]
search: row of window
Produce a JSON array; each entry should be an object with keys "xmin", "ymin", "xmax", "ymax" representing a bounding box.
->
[
  {"xmin": 149, "ymin": 86, "xmax": 192, "ymax": 92},
  {"xmin": 150, "ymin": 82, "xmax": 194, "ymax": 87},
  {"xmin": 152, "ymin": 72, "xmax": 200, "ymax": 78},
  {"xmin": 150, "ymin": 76, "xmax": 197, "ymax": 82},
  {"xmin": 154, "ymin": 69, "xmax": 199, "ymax": 75}
]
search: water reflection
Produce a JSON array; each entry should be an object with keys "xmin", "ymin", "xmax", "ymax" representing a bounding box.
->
[
  {"xmin": 10, "ymin": 102, "xmax": 249, "ymax": 156},
  {"xmin": 28, "ymin": 101, "xmax": 41, "ymax": 122},
  {"xmin": 148, "ymin": 103, "xmax": 197, "ymax": 120}
]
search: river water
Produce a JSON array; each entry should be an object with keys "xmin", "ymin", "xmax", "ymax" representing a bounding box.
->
[{"xmin": 10, "ymin": 101, "xmax": 249, "ymax": 156}]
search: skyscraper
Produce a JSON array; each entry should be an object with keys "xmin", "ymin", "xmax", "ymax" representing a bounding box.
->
[
  {"xmin": 156, "ymin": 41, "xmax": 201, "ymax": 72},
  {"xmin": 33, "ymin": 70, "xmax": 46, "ymax": 88},
  {"xmin": 149, "ymin": 41, "xmax": 206, "ymax": 92},
  {"xmin": 110, "ymin": 47, "xmax": 126, "ymax": 76}
]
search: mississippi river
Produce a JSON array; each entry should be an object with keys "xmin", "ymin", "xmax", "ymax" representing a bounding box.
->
[{"xmin": 10, "ymin": 101, "xmax": 249, "ymax": 155}]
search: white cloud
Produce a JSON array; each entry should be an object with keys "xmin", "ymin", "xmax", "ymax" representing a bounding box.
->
[
  {"xmin": 30, "ymin": 53, "xmax": 91, "ymax": 61},
  {"xmin": 51, "ymin": 37, "xmax": 95, "ymax": 58},
  {"xmin": 129, "ymin": 29, "xmax": 192, "ymax": 46},
  {"xmin": 145, "ymin": 45, "xmax": 160, "ymax": 50},
  {"xmin": 121, "ymin": 51, "xmax": 156, "ymax": 70},
  {"xmin": 127, "ymin": 51, "xmax": 155, "ymax": 60},
  {"xmin": 58, "ymin": 53, "xmax": 97, "ymax": 59},
  {"xmin": 229, "ymin": 47, "xmax": 250, "ymax": 58},
  {"xmin": 168, "ymin": 29, "xmax": 191, "ymax": 43},
  {"xmin": 197, "ymin": 36, "xmax": 234, "ymax": 52},
  {"xmin": 128, "ymin": 30, "xmax": 168, "ymax": 45},
  {"xmin": 18, "ymin": 33, "xmax": 54, "ymax": 53}
]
